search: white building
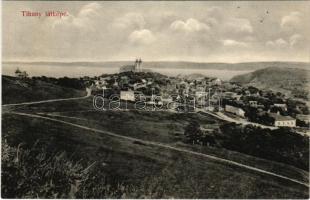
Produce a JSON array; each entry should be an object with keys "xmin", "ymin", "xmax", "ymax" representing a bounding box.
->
[
  {"xmin": 249, "ymin": 101, "xmax": 258, "ymax": 108},
  {"xmin": 269, "ymin": 113, "xmax": 296, "ymax": 127},
  {"xmin": 95, "ymin": 79, "xmax": 108, "ymax": 89},
  {"xmin": 274, "ymin": 103, "xmax": 288, "ymax": 111},
  {"xmin": 212, "ymin": 78, "xmax": 222, "ymax": 86},
  {"xmin": 195, "ymin": 91, "xmax": 208, "ymax": 106},
  {"xmin": 120, "ymin": 91, "xmax": 135, "ymax": 101},
  {"xmin": 195, "ymin": 91, "xmax": 207, "ymax": 98},
  {"xmin": 225, "ymin": 105, "xmax": 245, "ymax": 117},
  {"xmin": 232, "ymin": 94, "xmax": 242, "ymax": 101},
  {"xmin": 133, "ymin": 83, "xmax": 146, "ymax": 90}
]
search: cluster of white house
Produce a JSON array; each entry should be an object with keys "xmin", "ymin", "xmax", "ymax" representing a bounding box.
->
[
  {"xmin": 224, "ymin": 104, "xmax": 298, "ymax": 127},
  {"xmin": 92, "ymin": 60, "xmax": 308, "ymax": 128},
  {"xmin": 118, "ymin": 89, "xmax": 300, "ymax": 128},
  {"xmin": 100, "ymin": 79, "xmax": 302, "ymax": 128}
]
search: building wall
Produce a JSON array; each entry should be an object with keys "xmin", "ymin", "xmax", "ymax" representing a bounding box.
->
[
  {"xmin": 120, "ymin": 91, "xmax": 135, "ymax": 101},
  {"xmin": 249, "ymin": 101, "xmax": 258, "ymax": 107},
  {"xmin": 225, "ymin": 105, "xmax": 245, "ymax": 117},
  {"xmin": 120, "ymin": 65, "xmax": 136, "ymax": 73},
  {"xmin": 275, "ymin": 120, "xmax": 296, "ymax": 127}
]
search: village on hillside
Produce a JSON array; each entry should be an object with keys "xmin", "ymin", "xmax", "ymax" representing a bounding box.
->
[
  {"xmin": 5, "ymin": 60, "xmax": 309, "ymax": 199},
  {"xmin": 3, "ymin": 0, "xmax": 310, "ymax": 198},
  {"xmin": 68, "ymin": 59, "xmax": 310, "ymax": 135}
]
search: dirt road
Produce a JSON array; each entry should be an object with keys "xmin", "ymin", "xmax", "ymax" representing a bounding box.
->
[{"xmin": 9, "ymin": 111, "xmax": 310, "ymax": 188}]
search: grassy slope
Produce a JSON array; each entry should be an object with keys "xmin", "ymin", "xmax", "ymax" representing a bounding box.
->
[
  {"xmin": 13, "ymin": 98, "xmax": 309, "ymax": 178},
  {"xmin": 231, "ymin": 67, "xmax": 309, "ymax": 83},
  {"xmin": 230, "ymin": 67, "xmax": 310, "ymax": 98},
  {"xmin": 2, "ymin": 113, "xmax": 308, "ymax": 198},
  {"xmin": 5, "ymin": 98, "xmax": 309, "ymax": 198},
  {"xmin": 2, "ymin": 76, "xmax": 86, "ymax": 104}
]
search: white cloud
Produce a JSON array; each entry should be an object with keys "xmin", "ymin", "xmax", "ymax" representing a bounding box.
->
[
  {"xmin": 52, "ymin": 3, "xmax": 101, "ymax": 30},
  {"xmin": 281, "ymin": 11, "xmax": 302, "ymax": 28},
  {"xmin": 170, "ymin": 18, "xmax": 210, "ymax": 33},
  {"xmin": 266, "ymin": 38, "xmax": 288, "ymax": 47},
  {"xmin": 225, "ymin": 18, "xmax": 253, "ymax": 33},
  {"xmin": 113, "ymin": 13, "xmax": 145, "ymax": 30},
  {"xmin": 244, "ymin": 36, "xmax": 256, "ymax": 42},
  {"xmin": 289, "ymin": 34, "xmax": 303, "ymax": 46},
  {"xmin": 128, "ymin": 29, "xmax": 156, "ymax": 45},
  {"xmin": 3, "ymin": 2, "xmax": 309, "ymax": 63},
  {"xmin": 204, "ymin": 18, "xmax": 218, "ymax": 27},
  {"xmin": 206, "ymin": 6, "xmax": 224, "ymax": 20},
  {"xmin": 78, "ymin": 3, "xmax": 101, "ymax": 18},
  {"xmin": 222, "ymin": 39, "xmax": 248, "ymax": 47}
]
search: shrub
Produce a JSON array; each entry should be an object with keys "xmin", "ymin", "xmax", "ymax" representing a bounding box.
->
[
  {"xmin": 217, "ymin": 123, "xmax": 309, "ymax": 170},
  {"xmin": 1, "ymin": 140, "xmax": 84, "ymax": 198},
  {"xmin": 1, "ymin": 140, "xmax": 140, "ymax": 198}
]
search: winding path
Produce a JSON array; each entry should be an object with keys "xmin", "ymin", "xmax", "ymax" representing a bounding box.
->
[
  {"xmin": 2, "ymin": 88, "xmax": 91, "ymax": 107},
  {"xmin": 9, "ymin": 111, "xmax": 310, "ymax": 188}
]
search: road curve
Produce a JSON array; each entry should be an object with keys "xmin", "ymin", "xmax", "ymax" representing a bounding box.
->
[
  {"xmin": 196, "ymin": 108, "xmax": 278, "ymax": 130},
  {"xmin": 2, "ymin": 88, "xmax": 92, "ymax": 107},
  {"xmin": 9, "ymin": 111, "xmax": 309, "ymax": 188}
]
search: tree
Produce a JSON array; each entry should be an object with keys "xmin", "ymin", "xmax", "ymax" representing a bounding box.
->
[
  {"xmin": 15, "ymin": 68, "xmax": 28, "ymax": 79},
  {"xmin": 244, "ymin": 107, "xmax": 259, "ymax": 122},
  {"xmin": 259, "ymin": 112, "xmax": 274, "ymax": 125},
  {"xmin": 15, "ymin": 68, "xmax": 21, "ymax": 76},
  {"xmin": 184, "ymin": 121, "xmax": 203, "ymax": 144}
]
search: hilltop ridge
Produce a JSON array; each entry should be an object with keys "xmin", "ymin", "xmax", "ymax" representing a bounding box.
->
[{"xmin": 231, "ymin": 67, "xmax": 310, "ymax": 99}]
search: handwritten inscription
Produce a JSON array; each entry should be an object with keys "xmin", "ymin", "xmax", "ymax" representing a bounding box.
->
[{"xmin": 21, "ymin": 11, "xmax": 68, "ymax": 18}]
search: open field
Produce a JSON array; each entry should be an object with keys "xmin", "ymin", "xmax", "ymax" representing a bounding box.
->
[
  {"xmin": 8, "ymin": 98, "xmax": 310, "ymax": 178},
  {"xmin": 2, "ymin": 74, "xmax": 309, "ymax": 198},
  {"xmin": 2, "ymin": 112, "xmax": 309, "ymax": 198},
  {"xmin": 2, "ymin": 95, "xmax": 309, "ymax": 198}
]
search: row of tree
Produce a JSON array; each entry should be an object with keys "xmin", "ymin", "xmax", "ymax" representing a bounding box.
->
[{"xmin": 184, "ymin": 121, "xmax": 309, "ymax": 170}]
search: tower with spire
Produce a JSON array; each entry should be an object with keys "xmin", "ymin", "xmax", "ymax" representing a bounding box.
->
[{"xmin": 134, "ymin": 58, "xmax": 143, "ymax": 72}]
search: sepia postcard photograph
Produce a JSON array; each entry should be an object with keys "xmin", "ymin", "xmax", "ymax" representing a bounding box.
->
[{"xmin": 1, "ymin": 0, "xmax": 309, "ymax": 199}]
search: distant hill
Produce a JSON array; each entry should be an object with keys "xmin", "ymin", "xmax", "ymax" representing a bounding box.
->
[
  {"xmin": 231, "ymin": 67, "xmax": 310, "ymax": 99},
  {"xmin": 177, "ymin": 73, "xmax": 207, "ymax": 80},
  {"xmin": 3, "ymin": 61, "xmax": 309, "ymax": 71}
]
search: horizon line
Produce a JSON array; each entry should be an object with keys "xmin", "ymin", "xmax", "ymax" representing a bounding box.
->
[{"xmin": 3, "ymin": 60, "xmax": 309, "ymax": 64}]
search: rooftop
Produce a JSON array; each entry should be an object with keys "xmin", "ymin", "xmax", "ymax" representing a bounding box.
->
[
  {"xmin": 296, "ymin": 114, "xmax": 310, "ymax": 121},
  {"xmin": 268, "ymin": 113, "xmax": 295, "ymax": 121}
]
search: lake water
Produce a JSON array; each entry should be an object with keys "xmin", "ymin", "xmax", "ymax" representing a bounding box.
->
[{"xmin": 2, "ymin": 63, "xmax": 253, "ymax": 81}]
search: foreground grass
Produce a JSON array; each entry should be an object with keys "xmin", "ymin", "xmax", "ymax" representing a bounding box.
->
[
  {"xmin": 2, "ymin": 113, "xmax": 309, "ymax": 198},
  {"xmin": 15, "ymin": 98, "xmax": 308, "ymax": 182},
  {"xmin": 10, "ymin": 99, "xmax": 310, "ymax": 183}
]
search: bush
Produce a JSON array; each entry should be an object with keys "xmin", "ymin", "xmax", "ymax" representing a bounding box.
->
[
  {"xmin": 1, "ymin": 140, "xmax": 84, "ymax": 198},
  {"xmin": 217, "ymin": 123, "xmax": 309, "ymax": 170},
  {"xmin": 184, "ymin": 121, "xmax": 203, "ymax": 144},
  {"xmin": 1, "ymin": 140, "xmax": 140, "ymax": 198}
]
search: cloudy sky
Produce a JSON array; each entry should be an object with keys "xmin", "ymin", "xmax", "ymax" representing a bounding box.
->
[{"xmin": 3, "ymin": 1, "xmax": 310, "ymax": 62}]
